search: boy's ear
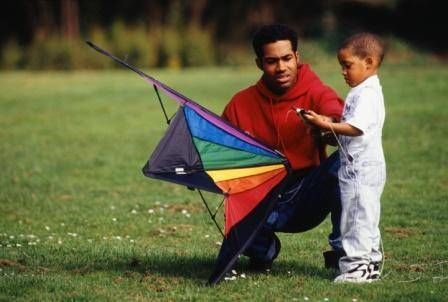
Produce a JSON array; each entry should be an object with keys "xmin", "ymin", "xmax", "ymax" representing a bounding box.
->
[
  {"xmin": 255, "ymin": 57, "xmax": 263, "ymax": 70},
  {"xmin": 296, "ymin": 51, "xmax": 300, "ymax": 64},
  {"xmin": 365, "ymin": 56, "xmax": 374, "ymax": 68}
]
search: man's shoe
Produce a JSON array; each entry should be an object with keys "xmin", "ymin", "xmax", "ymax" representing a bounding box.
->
[
  {"xmin": 248, "ymin": 257, "xmax": 273, "ymax": 272},
  {"xmin": 367, "ymin": 261, "xmax": 381, "ymax": 281},
  {"xmin": 323, "ymin": 249, "xmax": 346, "ymax": 269},
  {"xmin": 247, "ymin": 233, "xmax": 281, "ymax": 272},
  {"xmin": 334, "ymin": 264, "xmax": 371, "ymax": 283}
]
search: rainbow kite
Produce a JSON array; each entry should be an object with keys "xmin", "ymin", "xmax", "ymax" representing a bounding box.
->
[{"xmin": 87, "ymin": 41, "xmax": 292, "ymax": 285}]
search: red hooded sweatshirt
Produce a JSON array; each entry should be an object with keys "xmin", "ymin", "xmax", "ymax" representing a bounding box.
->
[{"xmin": 222, "ymin": 64, "xmax": 343, "ymax": 171}]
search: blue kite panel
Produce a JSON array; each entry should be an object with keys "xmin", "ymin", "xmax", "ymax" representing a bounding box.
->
[{"xmin": 183, "ymin": 106, "xmax": 279, "ymax": 159}]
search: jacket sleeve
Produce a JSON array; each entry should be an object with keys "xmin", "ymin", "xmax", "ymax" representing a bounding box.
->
[
  {"xmin": 221, "ymin": 95, "xmax": 240, "ymax": 125},
  {"xmin": 312, "ymin": 85, "xmax": 344, "ymax": 121}
]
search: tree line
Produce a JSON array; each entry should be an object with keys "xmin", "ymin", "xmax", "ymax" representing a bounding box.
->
[{"xmin": 0, "ymin": 0, "xmax": 445, "ymax": 69}]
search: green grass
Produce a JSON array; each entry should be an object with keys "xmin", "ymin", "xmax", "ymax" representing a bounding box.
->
[{"xmin": 1, "ymin": 63, "xmax": 447, "ymax": 301}]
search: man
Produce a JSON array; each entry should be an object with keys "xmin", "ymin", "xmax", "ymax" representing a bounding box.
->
[{"xmin": 222, "ymin": 24, "xmax": 345, "ymax": 270}]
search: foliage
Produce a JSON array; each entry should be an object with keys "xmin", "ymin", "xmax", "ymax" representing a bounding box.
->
[
  {"xmin": 0, "ymin": 65, "xmax": 447, "ymax": 300},
  {"xmin": 0, "ymin": 39, "xmax": 24, "ymax": 69}
]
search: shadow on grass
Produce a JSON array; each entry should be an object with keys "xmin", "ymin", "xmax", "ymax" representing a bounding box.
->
[{"xmin": 62, "ymin": 252, "xmax": 334, "ymax": 284}]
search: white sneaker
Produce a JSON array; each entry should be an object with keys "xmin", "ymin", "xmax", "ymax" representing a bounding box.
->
[
  {"xmin": 334, "ymin": 264, "xmax": 371, "ymax": 283},
  {"xmin": 367, "ymin": 261, "xmax": 381, "ymax": 281}
]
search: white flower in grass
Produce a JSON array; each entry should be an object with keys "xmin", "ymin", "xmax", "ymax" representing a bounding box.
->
[
  {"xmin": 110, "ymin": 205, "xmax": 116, "ymax": 210},
  {"xmin": 60, "ymin": 223, "xmax": 65, "ymax": 226},
  {"xmin": 45, "ymin": 226, "xmax": 50, "ymax": 231},
  {"xmin": 131, "ymin": 209, "xmax": 138, "ymax": 214},
  {"xmin": 115, "ymin": 236, "xmax": 122, "ymax": 240},
  {"xmin": 231, "ymin": 269, "xmax": 237, "ymax": 275},
  {"xmin": 224, "ymin": 276, "xmax": 237, "ymax": 281},
  {"xmin": 148, "ymin": 209, "xmax": 155, "ymax": 214},
  {"xmin": 102, "ymin": 237, "xmax": 108, "ymax": 240},
  {"xmin": 16, "ymin": 243, "xmax": 22, "ymax": 247},
  {"xmin": 204, "ymin": 234, "xmax": 210, "ymax": 238},
  {"xmin": 215, "ymin": 241, "xmax": 222, "ymax": 246},
  {"xmin": 304, "ymin": 297, "xmax": 309, "ymax": 301},
  {"xmin": 7, "ymin": 244, "xmax": 12, "ymax": 248},
  {"xmin": 9, "ymin": 235, "xmax": 14, "ymax": 239},
  {"xmin": 58, "ymin": 239, "xmax": 63, "ymax": 244},
  {"xmin": 112, "ymin": 218, "xmax": 117, "ymax": 222},
  {"xmin": 87, "ymin": 239, "xmax": 93, "ymax": 243},
  {"xmin": 155, "ymin": 201, "xmax": 161, "ymax": 206},
  {"xmin": 240, "ymin": 273, "xmax": 246, "ymax": 278},
  {"xmin": 130, "ymin": 239, "xmax": 135, "ymax": 243},
  {"xmin": 324, "ymin": 298, "xmax": 329, "ymax": 301},
  {"xmin": 352, "ymin": 299, "xmax": 357, "ymax": 302}
]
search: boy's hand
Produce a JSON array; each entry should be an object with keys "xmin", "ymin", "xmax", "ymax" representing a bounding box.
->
[{"xmin": 301, "ymin": 110, "xmax": 328, "ymax": 130}]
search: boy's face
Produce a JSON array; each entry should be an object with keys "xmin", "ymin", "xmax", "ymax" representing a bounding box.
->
[
  {"xmin": 337, "ymin": 47, "xmax": 375, "ymax": 87},
  {"xmin": 256, "ymin": 40, "xmax": 299, "ymax": 95}
]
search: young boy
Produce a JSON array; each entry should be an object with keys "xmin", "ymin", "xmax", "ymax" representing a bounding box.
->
[{"xmin": 301, "ymin": 33, "xmax": 386, "ymax": 283}]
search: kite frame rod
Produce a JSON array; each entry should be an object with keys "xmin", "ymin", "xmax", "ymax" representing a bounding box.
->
[{"xmin": 197, "ymin": 189, "xmax": 225, "ymax": 238}]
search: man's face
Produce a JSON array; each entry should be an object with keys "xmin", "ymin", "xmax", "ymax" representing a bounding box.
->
[{"xmin": 257, "ymin": 40, "xmax": 299, "ymax": 95}]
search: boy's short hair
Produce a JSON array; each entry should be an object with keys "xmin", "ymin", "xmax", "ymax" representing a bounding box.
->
[
  {"xmin": 252, "ymin": 24, "xmax": 298, "ymax": 58},
  {"xmin": 339, "ymin": 33, "xmax": 385, "ymax": 66}
]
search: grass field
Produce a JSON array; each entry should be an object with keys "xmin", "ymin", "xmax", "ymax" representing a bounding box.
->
[{"xmin": 1, "ymin": 63, "xmax": 447, "ymax": 301}]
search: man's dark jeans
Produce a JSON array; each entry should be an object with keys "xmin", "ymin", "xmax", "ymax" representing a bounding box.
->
[{"xmin": 245, "ymin": 151, "xmax": 342, "ymax": 261}]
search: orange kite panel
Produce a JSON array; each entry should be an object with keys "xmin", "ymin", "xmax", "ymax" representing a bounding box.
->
[
  {"xmin": 215, "ymin": 168, "xmax": 285, "ymax": 194},
  {"xmin": 224, "ymin": 170, "xmax": 287, "ymax": 235}
]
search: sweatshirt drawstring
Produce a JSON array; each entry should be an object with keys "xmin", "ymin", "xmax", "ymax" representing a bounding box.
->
[{"xmin": 269, "ymin": 97, "xmax": 288, "ymax": 154}]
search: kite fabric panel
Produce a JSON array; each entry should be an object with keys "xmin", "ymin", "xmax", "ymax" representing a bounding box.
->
[{"xmin": 86, "ymin": 41, "xmax": 291, "ymax": 285}]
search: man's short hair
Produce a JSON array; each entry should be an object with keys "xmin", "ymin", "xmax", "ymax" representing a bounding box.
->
[
  {"xmin": 339, "ymin": 33, "xmax": 385, "ymax": 66},
  {"xmin": 252, "ymin": 24, "xmax": 298, "ymax": 58}
]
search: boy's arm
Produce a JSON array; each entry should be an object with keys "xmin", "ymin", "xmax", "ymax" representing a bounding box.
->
[{"xmin": 301, "ymin": 110, "xmax": 363, "ymax": 137}]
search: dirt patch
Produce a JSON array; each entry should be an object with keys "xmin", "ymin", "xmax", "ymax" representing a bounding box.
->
[
  {"xmin": 384, "ymin": 227, "xmax": 421, "ymax": 238},
  {"xmin": 0, "ymin": 259, "xmax": 27, "ymax": 271}
]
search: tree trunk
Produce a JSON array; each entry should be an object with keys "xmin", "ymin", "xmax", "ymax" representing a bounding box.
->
[{"xmin": 61, "ymin": 0, "xmax": 79, "ymax": 40}]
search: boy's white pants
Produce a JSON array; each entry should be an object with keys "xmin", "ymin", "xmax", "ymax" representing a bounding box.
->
[{"xmin": 338, "ymin": 161, "xmax": 386, "ymax": 273}]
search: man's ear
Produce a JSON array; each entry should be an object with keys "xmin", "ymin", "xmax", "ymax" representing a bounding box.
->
[
  {"xmin": 255, "ymin": 57, "xmax": 263, "ymax": 70},
  {"xmin": 296, "ymin": 51, "xmax": 300, "ymax": 64}
]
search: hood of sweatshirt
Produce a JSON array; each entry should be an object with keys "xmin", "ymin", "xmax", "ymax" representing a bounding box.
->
[{"xmin": 255, "ymin": 63, "xmax": 322, "ymax": 102}]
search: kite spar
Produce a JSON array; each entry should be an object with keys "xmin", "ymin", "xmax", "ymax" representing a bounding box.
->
[{"xmin": 86, "ymin": 41, "xmax": 292, "ymax": 285}]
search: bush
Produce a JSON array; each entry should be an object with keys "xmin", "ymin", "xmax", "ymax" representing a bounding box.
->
[
  {"xmin": 158, "ymin": 26, "xmax": 182, "ymax": 68},
  {"xmin": 109, "ymin": 21, "xmax": 158, "ymax": 68},
  {"xmin": 26, "ymin": 35, "xmax": 75, "ymax": 70},
  {"xmin": 181, "ymin": 26, "xmax": 215, "ymax": 67},
  {"xmin": 0, "ymin": 39, "xmax": 24, "ymax": 69}
]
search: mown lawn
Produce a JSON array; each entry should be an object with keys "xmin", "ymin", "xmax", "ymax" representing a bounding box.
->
[{"xmin": 0, "ymin": 63, "xmax": 447, "ymax": 301}]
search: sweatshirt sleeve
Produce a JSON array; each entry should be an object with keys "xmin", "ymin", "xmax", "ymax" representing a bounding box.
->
[
  {"xmin": 221, "ymin": 96, "xmax": 239, "ymax": 125},
  {"xmin": 313, "ymin": 85, "xmax": 344, "ymax": 121}
]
